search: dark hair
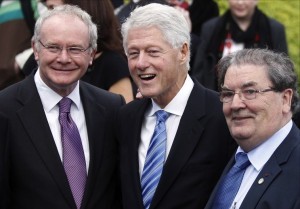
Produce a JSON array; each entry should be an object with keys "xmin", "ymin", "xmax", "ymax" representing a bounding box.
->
[{"xmin": 64, "ymin": 0, "xmax": 124, "ymax": 55}]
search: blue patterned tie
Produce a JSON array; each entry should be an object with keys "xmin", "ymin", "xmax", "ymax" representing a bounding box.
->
[
  {"xmin": 59, "ymin": 97, "xmax": 87, "ymax": 209},
  {"xmin": 212, "ymin": 152, "xmax": 250, "ymax": 209},
  {"xmin": 141, "ymin": 110, "xmax": 170, "ymax": 209}
]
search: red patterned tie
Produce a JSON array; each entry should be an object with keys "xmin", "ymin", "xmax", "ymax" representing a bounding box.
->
[{"xmin": 59, "ymin": 97, "xmax": 87, "ymax": 209}]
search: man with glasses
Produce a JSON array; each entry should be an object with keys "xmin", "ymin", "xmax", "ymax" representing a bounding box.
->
[
  {"xmin": 0, "ymin": 5, "xmax": 123, "ymax": 209},
  {"xmin": 204, "ymin": 48, "xmax": 300, "ymax": 209}
]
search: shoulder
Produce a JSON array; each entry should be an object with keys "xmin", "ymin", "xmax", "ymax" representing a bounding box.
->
[
  {"xmin": 79, "ymin": 81, "xmax": 125, "ymax": 106},
  {"xmin": 120, "ymin": 98, "xmax": 148, "ymax": 112},
  {"xmin": 192, "ymin": 79, "xmax": 220, "ymax": 103},
  {"xmin": 268, "ymin": 17, "xmax": 285, "ymax": 30},
  {"xmin": 202, "ymin": 16, "xmax": 220, "ymax": 30},
  {"xmin": 0, "ymin": 76, "xmax": 34, "ymax": 105}
]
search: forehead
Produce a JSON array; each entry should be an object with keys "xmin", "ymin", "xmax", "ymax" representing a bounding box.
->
[
  {"xmin": 127, "ymin": 26, "xmax": 170, "ymax": 49},
  {"xmin": 41, "ymin": 14, "xmax": 89, "ymax": 42},
  {"xmin": 224, "ymin": 64, "xmax": 271, "ymax": 88}
]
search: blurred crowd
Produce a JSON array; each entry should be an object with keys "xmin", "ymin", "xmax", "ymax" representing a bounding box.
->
[{"xmin": 0, "ymin": 0, "xmax": 289, "ymax": 92}]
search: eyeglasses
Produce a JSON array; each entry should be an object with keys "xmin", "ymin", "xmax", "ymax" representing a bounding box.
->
[
  {"xmin": 38, "ymin": 40, "xmax": 91, "ymax": 57},
  {"xmin": 220, "ymin": 88, "xmax": 277, "ymax": 103}
]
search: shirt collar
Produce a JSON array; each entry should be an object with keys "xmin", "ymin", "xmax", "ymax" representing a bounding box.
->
[
  {"xmin": 34, "ymin": 68, "xmax": 81, "ymax": 112},
  {"xmin": 148, "ymin": 74, "xmax": 194, "ymax": 116}
]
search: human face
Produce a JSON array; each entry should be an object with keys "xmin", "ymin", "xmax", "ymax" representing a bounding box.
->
[
  {"xmin": 222, "ymin": 64, "xmax": 292, "ymax": 152},
  {"xmin": 33, "ymin": 14, "xmax": 95, "ymax": 96},
  {"xmin": 126, "ymin": 26, "xmax": 188, "ymax": 108},
  {"xmin": 228, "ymin": 0, "xmax": 258, "ymax": 21}
]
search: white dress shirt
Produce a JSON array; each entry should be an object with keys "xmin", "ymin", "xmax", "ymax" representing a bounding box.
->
[
  {"xmin": 138, "ymin": 75, "xmax": 194, "ymax": 176},
  {"xmin": 34, "ymin": 69, "xmax": 90, "ymax": 173},
  {"xmin": 231, "ymin": 120, "xmax": 293, "ymax": 209}
]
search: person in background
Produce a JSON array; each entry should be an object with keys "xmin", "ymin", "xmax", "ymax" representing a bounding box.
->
[
  {"xmin": 205, "ymin": 48, "xmax": 300, "ymax": 209},
  {"xmin": 0, "ymin": 5, "xmax": 124, "ymax": 209},
  {"xmin": 117, "ymin": 3, "xmax": 236, "ymax": 209},
  {"xmin": 23, "ymin": 0, "xmax": 135, "ymax": 103},
  {"xmin": 0, "ymin": 0, "xmax": 43, "ymax": 90},
  {"xmin": 192, "ymin": 0, "xmax": 288, "ymax": 91}
]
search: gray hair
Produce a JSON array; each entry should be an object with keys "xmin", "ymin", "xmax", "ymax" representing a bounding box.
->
[
  {"xmin": 121, "ymin": 3, "xmax": 191, "ymax": 69},
  {"xmin": 217, "ymin": 48, "xmax": 299, "ymax": 112},
  {"xmin": 32, "ymin": 4, "xmax": 97, "ymax": 51}
]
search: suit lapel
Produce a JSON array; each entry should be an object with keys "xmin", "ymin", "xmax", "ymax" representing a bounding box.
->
[
  {"xmin": 151, "ymin": 83, "xmax": 207, "ymax": 208},
  {"xmin": 16, "ymin": 76, "xmax": 76, "ymax": 208},
  {"xmin": 240, "ymin": 124, "xmax": 299, "ymax": 209},
  {"xmin": 78, "ymin": 83, "xmax": 106, "ymax": 208},
  {"xmin": 128, "ymin": 99, "xmax": 151, "ymax": 208},
  {"xmin": 240, "ymin": 158, "xmax": 281, "ymax": 209}
]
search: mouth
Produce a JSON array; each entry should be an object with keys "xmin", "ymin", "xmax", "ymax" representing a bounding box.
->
[
  {"xmin": 232, "ymin": 116, "xmax": 252, "ymax": 122},
  {"xmin": 52, "ymin": 67, "xmax": 76, "ymax": 72},
  {"xmin": 139, "ymin": 74, "xmax": 156, "ymax": 81}
]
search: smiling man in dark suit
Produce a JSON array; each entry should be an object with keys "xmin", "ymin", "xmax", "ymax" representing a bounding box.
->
[
  {"xmin": 204, "ymin": 49, "xmax": 300, "ymax": 209},
  {"xmin": 117, "ymin": 3, "xmax": 236, "ymax": 209},
  {"xmin": 0, "ymin": 5, "xmax": 124, "ymax": 209}
]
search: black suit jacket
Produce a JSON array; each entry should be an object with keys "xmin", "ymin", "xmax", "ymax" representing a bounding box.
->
[
  {"xmin": 0, "ymin": 73, "xmax": 125, "ymax": 209},
  {"xmin": 205, "ymin": 124, "xmax": 300, "ymax": 209},
  {"xmin": 117, "ymin": 79, "xmax": 237, "ymax": 209}
]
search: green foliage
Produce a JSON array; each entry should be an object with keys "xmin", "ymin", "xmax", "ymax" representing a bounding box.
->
[{"xmin": 215, "ymin": 0, "xmax": 300, "ymax": 77}]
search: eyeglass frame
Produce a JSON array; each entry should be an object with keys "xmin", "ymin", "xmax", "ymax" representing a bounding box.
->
[
  {"xmin": 38, "ymin": 40, "xmax": 91, "ymax": 57},
  {"xmin": 219, "ymin": 87, "xmax": 278, "ymax": 103}
]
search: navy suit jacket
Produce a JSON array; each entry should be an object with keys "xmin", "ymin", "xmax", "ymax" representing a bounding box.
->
[
  {"xmin": 117, "ymin": 79, "xmax": 237, "ymax": 209},
  {"xmin": 0, "ymin": 73, "xmax": 124, "ymax": 209},
  {"xmin": 205, "ymin": 123, "xmax": 300, "ymax": 209}
]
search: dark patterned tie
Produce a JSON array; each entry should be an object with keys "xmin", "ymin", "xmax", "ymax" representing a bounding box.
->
[
  {"xmin": 59, "ymin": 97, "xmax": 87, "ymax": 209},
  {"xmin": 141, "ymin": 110, "xmax": 170, "ymax": 209},
  {"xmin": 212, "ymin": 152, "xmax": 250, "ymax": 209}
]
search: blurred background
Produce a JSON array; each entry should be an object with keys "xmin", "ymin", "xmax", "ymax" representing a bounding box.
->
[{"xmin": 217, "ymin": 0, "xmax": 300, "ymax": 77}]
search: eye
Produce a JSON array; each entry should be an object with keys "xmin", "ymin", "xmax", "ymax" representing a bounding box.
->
[
  {"xmin": 128, "ymin": 51, "xmax": 139, "ymax": 59},
  {"xmin": 68, "ymin": 47, "xmax": 84, "ymax": 54},
  {"xmin": 46, "ymin": 45, "xmax": 61, "ymax": 53},
  {"xmin": 221, "ymin": 91, "xmax": 234, "ymax": 98},
  {"xmin": 147, "ymin": 50, "xmax": 160, "ymax": 57},
  {"xmin": 243, "ymin": 89, "xmax": 257, "ymax": 96}
]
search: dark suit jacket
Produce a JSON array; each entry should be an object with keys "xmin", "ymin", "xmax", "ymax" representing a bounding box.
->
[
  {"xmin": 117, "ymin": 79, "xmax": 237, "ymax": 209},
  {"xmin": 205, "ymin": 123, "xmax": 300, "ymax": 209},
  {"xmin": 0, "ymin": 73, "xmax": 125, "ymax": 209}
]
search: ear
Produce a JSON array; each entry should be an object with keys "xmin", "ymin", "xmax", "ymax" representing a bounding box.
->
[
  {"xmin": 179, "ymin": 42, "xmax": 189, "ymax": 65},
  {"xmin": 282, "ymin": 88, "xmax": 293, "ymax": 113},
  {"xmin": 32, "ymin": 41, "xmax": 39, "ymax": 61},
  {"xmin": 89, "ymin": 49, "xmax": 97, "ymax": 65}
]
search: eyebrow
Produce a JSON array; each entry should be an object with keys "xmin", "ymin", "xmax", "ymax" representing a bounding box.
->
[
  {"xmin": 241, "ymin": 81, "xmax": 258, "ymax": 88},
  {"xmin": 221, "ymin": 81, "xmax": 258, "ymax": 90}
]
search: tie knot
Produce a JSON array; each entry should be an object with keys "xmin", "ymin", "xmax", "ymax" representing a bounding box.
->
[
  {"xmin": 155, "ymin": 110, "xmax": 170, "ymax": 123},
  {"xmin": 234, "ymin": 152, "xmax": 250, "ymax": 170},
  {"xmin": 59, "ymin": 97, "xmax": 72, "ymax": 113}
]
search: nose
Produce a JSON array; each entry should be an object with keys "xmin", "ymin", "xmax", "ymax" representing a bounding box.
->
[
  {"xmin": 57, "ymin": 49, "xmax": 71, "ymax": 63},
  {"xmin": 230, "ymin": 93, "xmax": 246, "ymax": 110},
  {"xmin": 136, "ymin": 52, "xmax": 149, "ymax": 70}
]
